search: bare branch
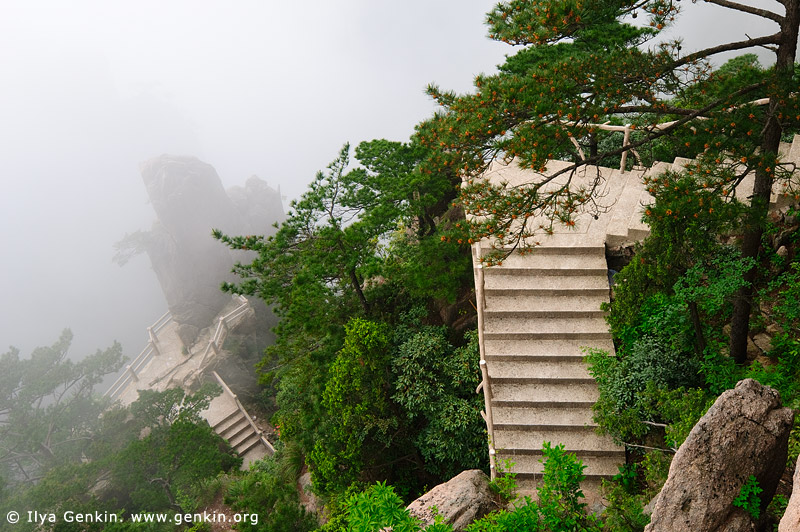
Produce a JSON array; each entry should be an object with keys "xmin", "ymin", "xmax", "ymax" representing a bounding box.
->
[
  {"xmin": 672, "ymin": 33, "xmax": 783, "ymax": 70},
  {"xmin": 624, "ymin": 442, "xmax": 677, "ymax": 453},
  {"xmin": 702, "ymin": 0, "xmax": 784, "ymax": 24}
]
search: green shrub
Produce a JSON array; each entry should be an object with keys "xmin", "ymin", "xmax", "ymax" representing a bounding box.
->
[
  {"xmin": 586, "ymin": 344, "xmax": 707, "ymax": 447},
  {"xmin": 537, "ymin": 443, "xmax": 600, "ymax": 532},
  {"xmin": 465, "ymin": 501, "xmax": 540, "ymax": 532},
  {"xmin": 344, "ymin": 482, "xmax": 425, "ymax": 532},
  {"xmin": 488, "ymin": 458, "xmax": 518, "ymax": 503},
  {"xmin": 469, "ymin": 443, "xmax": 602, "ymax": 532},
  {"xmin": 640, "ymin": 451, "xmax": 671, "ymax": 499},
  {"xmin": 733, "ymin": 475, "xmax": 763, "ymax": 520},
  {"xmin": 599, "ymin": 477, "xmax": 650, "ymax": 532},
  {"xmin": 224, "ymin": 448, "xmax": 316, "ymax": 532}
]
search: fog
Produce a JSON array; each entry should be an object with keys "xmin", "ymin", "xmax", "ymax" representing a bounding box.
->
[{"xmin": 0, "ymin": 1, "xmax": 780, "ymax": 360}]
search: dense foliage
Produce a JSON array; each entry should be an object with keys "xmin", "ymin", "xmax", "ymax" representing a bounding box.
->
[
  {"xmin": 213, "ymin": 138, "xmax": 485, "ymax": 509},
  {"xmin": 0, "ymin": 367, "xmax": 240, "ymax": 531},
  {"xmin": 0, "ymin": 330, "xmax": 124, "ymax": 488}
]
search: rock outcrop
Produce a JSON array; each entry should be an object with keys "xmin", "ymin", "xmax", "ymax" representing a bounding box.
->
[
  {"xmin": 406, "ymin": 470, "xmax": 497, "ymax": 531},
  {"xmin": 779, "ymin": 460, "xmax": 800, "ymax": 532},
  {"xmin": 297, "ymin": 468, "xmax": 325, "ymax": 524},
  {"xmin": 136, "ymin": 155, "xmax": 283, "ymax": 345},
  {"xmin": 646, "ymin": 379, "xmax": 794, "ymax": 532},
  {"xmin": 227, "ymin": 175, "xmax": 284, "ymax": 233}
]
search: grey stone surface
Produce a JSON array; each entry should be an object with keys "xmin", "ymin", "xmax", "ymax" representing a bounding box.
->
[
  {"xmin": 227, "ymin": 175, "xmax": 284, "ymax": 234},
  {"xmin": 779, "ymin": 459, "xmax": 800, "ymax": 532},
  {"xmin": 406, "ymin": 470, "xmax": 497, "ymax": 531},
  {"xmin": 645, "ymin": 379, "xmax": 794, "ymax": 532}
]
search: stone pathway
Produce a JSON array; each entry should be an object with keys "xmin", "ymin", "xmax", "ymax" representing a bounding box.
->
[
  {"xmin": 472, "ymin": 135, "xmax": 800, "ymax": 502},
  {"xmin": 105, "ymin": 295, "xmax": 274, "ymax": 466}
]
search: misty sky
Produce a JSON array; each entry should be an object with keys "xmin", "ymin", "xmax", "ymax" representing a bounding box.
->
[{"xmin": 0, "ymin": 1, "xmax": 780, "ymax": 360}]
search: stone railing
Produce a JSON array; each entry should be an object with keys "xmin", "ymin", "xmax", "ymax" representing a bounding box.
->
[
  {"xmin": 104, "ymin": 311, "xmax": 173, "ymax": 401},
  {"xmin": 472, "ymin": 244, "xmax": 498, "ymax": 480},
  {"xmin": 199, "ymin": 295, "xmax": 250, "ymax": 367},
  {"xmin": 211, "ymin": 370, "xmax": 275, "ymax": 456},
  {"xmin": 569, "ymin": 96, "xmax": 774, "ymax": 172}
]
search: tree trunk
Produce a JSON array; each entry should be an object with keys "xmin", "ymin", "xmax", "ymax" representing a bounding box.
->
[
  {"xmin": 349, "ymin": 266, "xmax": 370, "ymax": 314},
  {"xmin": 689, "ymin": 300, "xmax": 707, "ymax": 357},
  {"xmin": 729, "ymin": 1, "xmax": 799, "ymax": 364}
]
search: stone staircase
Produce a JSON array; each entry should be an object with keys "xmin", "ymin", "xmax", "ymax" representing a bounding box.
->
[
  {"xmin": 202, "ymin": 371, "xmax": 275, "ymax": 469},
  {"xmin": 478, "ymin": 244, "xmax": 622, "ymax": 499},
  {"xmin": 472, "ymin": 134, "xmax": 800, "ymax": 502},
  {"xmin": 211, "ymin": 409, "xmax": 268, "ymax": 463},
  {"xmin": 106, "ymin": 297, "xmax": 275, "ymax": 468}
]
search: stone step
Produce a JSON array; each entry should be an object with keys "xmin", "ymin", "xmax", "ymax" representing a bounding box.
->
[
  {"xmin": 483, "ymin": 272, "xmax": 608, "ymax": 291},
  {"xmin": 477, "ymin": 251, "xmax": 608, "ymax": 270},
  {"xmin": 514, "ymin": 477, "xmax": 607, "ymax": 504},
  {"xmin": 493, "ymin": 426, "xmax": 619, "ymax": 453},
  {"xmin": 627, "ymin": 165, "xmax": 660, "ymax": 239},
  {"xmin": 488, "ymin": 358, "xmax": 593, "ymax": 380},
  {"xmin": 485, "ymin": 292, "xmax": 609, "ymax": 313},
  {"xmin": 476, "ymin": 245, "xmax": 606, "ymax": 257},
  {"xmin": 213, "ymin": 410, "xmax": 247, "ymax": 435},
  {"xmin": 210, "ymin": 408, "xmax": 239, "ymax": 429},
  {"xmin": 497, "ymin": 451, "xmax": 623, "ymax": 478},
  {"xmin": 484, "ymin": 309, "xmax": 607, "ymax": 319},
  {"xmin": 492, "ymin": 404, "xmax": 596, "ymax": 426},
  {"xmin": 484, "ymin": 337, "xmax": 615, "ymax": 356},
  {"xmin": 230, "ymin": 429, "xmax": 259, "ymax": 451},
  {"xmin": 671, "ymin": 156, "xmax": 692, "ymax": 172},
  {"xmin": 779, "ymin": 139, "xmax": 794, "ymax": 158},
  {"xmin": 628, "ymin": 226, "xmax": 651, "ymax": 242},
  {"xmin": 491, "ymin": 381, "xmax": 600, "ymax": 403},
  {"xmin": 484, "ymin": 267, "xmax": 608, "ymax": 277},
  {"xmin": 484, "ymin": 286, "xmax": 609, "ymax": 297},
  {"xmin": 236, "ymin": 433, "xmax": 265, "ymax": 456},
  {"xmin": 484, "ymin": 313, "xmax": 610, "ymax": 335},
  {"xmin": 220, "ymin": 417, "xmax": 252, "ymax": 442},
  {"xmin": 790, "ymin": 134, "xmax": 800, "ymax": 163}
]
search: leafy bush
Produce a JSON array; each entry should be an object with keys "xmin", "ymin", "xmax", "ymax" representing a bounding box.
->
[
  {"xmin": 599, "ymin": 476, "xmax": 650, "ymax": 532},
  {"xmin": 586, "ymin": 341, "xmax": 707, "ymax": 447},
  {"xmin": 393, "ymin": 327, "xmax": 485, "ymax": 480},
  {"xmin": 488, "ymin": 458, "xmax": 518, "ymax": 503},
  {"xmin": 308, "ymin": 318, "xmax": 397, "ymax": 495},
  {"xmin": 464, "ymin": 501, "xmax": 541, "ymax": 532},
  {"xmin": 224, "ymin": 447, "xmax": 316, "ymax": 532},
  {"xmin": 468, "ymin": 443, "xmax": 601, "ymax": 532},
  {"xmin": 733, "ymin": 475, "xmax": 763, "ymax": 520},
  {"xmin": 536, "ymin": 443, "xmax": 600, "ymax": 532},
  {"xmin": 344, "ymin": 482, "xmax": 426, "ymax": 532}
]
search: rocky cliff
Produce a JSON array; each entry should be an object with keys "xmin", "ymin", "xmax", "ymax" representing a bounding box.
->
[{"xmin": 132, "ymin": 155, "xmax": 283, "ymax": 345}]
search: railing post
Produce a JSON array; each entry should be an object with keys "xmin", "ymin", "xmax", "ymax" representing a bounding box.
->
[
  {"xmin": 127, "ymin": 365, "xmax": 138, "ymax": 383},
  {"xmin": 620, "ymin": 124, "xmax": 631, "ymax": 172},
  {"xmin": 147, "ymin": 326, "xmax": 160, "ymax": 356}
]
